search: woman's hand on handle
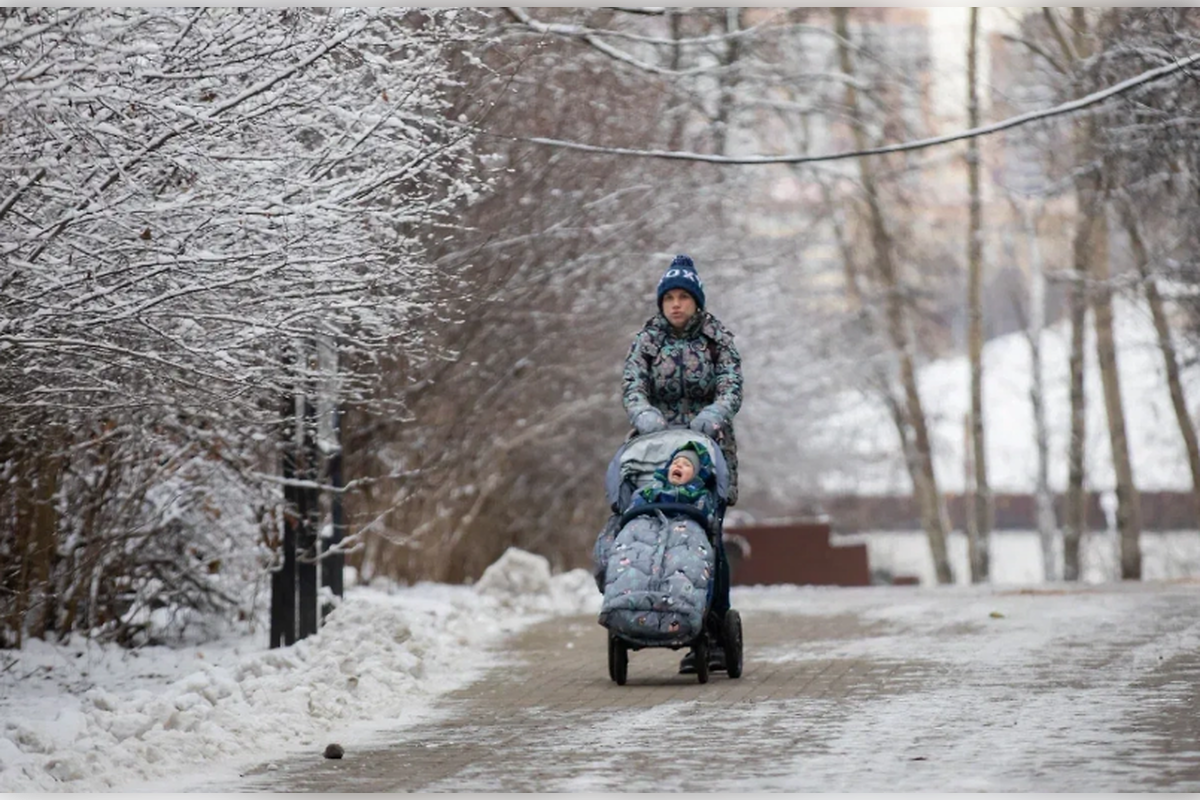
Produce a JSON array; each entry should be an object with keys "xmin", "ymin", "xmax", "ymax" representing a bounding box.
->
[
  {"xmin": 632, "ymin": 407, "xmax": 667, "ymax": 435},
  {"xmin": 689, "ymin": 406, "xmax": 725, "ymax": 438}
]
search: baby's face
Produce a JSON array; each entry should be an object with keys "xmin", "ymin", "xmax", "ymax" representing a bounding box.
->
[{"xmin": 668, "ymin": 456, "xmax": 695, "ymax": 485}]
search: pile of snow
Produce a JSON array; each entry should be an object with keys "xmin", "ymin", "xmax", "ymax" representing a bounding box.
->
[
  {"xmin": 0, "ymin": 549, "xmax": 600, "ymax": 792},
  {"xmin": 474, "ymin": 547, "xmax": 598, "ymax": 614},
  {"xmin": 813, "ymin": 296, "xmax": 1200, "ymax": 496}
]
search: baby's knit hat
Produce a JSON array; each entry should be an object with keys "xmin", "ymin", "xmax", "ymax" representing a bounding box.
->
[{"xmin": 670, "ymin": 447, "xmax": 702, "ymax": 475}]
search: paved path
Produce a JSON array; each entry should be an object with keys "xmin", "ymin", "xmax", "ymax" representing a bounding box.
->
[{"xmin": 222, "ymin": 583, "xmax": 1200, "ymax": 792}]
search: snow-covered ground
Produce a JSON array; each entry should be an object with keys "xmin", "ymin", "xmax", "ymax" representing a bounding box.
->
[
  {"xmin": 812, "ymin": 296, "xmax": 1200, "ymax": 496},
  {"xmin": 845, "ymin": 528, "xmax": 1200, "ymax": 586},
  {"xmin": 0, "ymin": 549, "xmax": 600, "ymax": 793},
  {"xmin": 3, "ymin": 543, "xmax": 1199, "ymax": 792}
]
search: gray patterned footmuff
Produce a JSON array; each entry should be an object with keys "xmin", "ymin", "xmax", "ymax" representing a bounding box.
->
[{"xmin": 598, "ymin": 511, "xmax": 715, "ymax": 647}]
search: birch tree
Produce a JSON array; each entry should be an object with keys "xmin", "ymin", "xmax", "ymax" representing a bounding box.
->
[{"xmin": 965, "ymin": 7, "xmax": 992, "ymax": 582}]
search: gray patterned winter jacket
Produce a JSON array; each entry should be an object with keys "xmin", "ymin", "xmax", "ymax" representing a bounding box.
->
[{"xmin": 622, "ymin": 311, "xmax": 743, "ymax": 505}]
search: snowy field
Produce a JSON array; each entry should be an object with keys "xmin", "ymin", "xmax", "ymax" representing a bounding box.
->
[{"xmin": 4, "ymin": 539, "xmax": 1200, "ymax": 792}]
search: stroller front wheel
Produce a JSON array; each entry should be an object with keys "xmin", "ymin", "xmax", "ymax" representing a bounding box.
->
[{"xmin": 608, "ymin": 631, "xmax": 628, "ymax": 685}]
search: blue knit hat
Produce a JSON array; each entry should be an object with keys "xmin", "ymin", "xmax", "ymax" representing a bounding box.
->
[{"xmin": 656, "ymin": 254, "xmax": 705, "ymax": 310}]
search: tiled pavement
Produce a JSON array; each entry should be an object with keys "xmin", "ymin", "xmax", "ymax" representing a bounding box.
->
[{"xmin": 221, "ymin": 585, "xmax": 1200, "ymax": 792}]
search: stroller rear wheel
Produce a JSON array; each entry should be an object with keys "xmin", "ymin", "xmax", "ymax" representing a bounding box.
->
[
  {"xmin": 724, "ymin": 609, "xmax": 744, "ymax": 679},
  {"xmin": 608, "ymin": 631, "xmax": 628, "ymax": 685},
  {"xmin": 694, "ymin": 636, "xmax": 709, "ymax": 684}
]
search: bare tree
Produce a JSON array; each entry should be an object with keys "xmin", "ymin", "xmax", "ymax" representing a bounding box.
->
[
  {"xmin": 965, "ymin": 7, "xmax": 992, "ymax": 582},
  {"xmin": 1065, "ymin": 8, "xmax": 1143, "ymax": 579},
  {"xmin": 1095, "ymin": 7, "xmax": 1200, "ymax": 532},
  {"xmin": 1023, "ymin": 6, "xmax": 1097, "ymax": 582},
  {"xmin": 834, "ymin": 8, "xmax": 952, "ymax": 583},
  {"xmin": 1118, "ymin": 198, "xmax": 1200, "ymax": 527},
  {"xmin": 1013, "ymin": 194, "xmax": 1060, "ymax": 581}
]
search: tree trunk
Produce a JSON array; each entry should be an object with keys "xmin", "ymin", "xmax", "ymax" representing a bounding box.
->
[
  {"xmin": 10, "ymin": 451, "xmax": 34, "ymax": 647},
  {"xmin": 1021, "ymin": 200, "xmax": 1059, "ymax": 581},
  {"xmin": 272, "ymin": 391, "xmax": 298, "ymax": 649},
  {"xmin": 1059, "ymin": 7, "xmax": 1092, "ymax": 583},
  {"xmin": 1062, "ymin": 193, "xmax": 1091, "ymax": 582},
  {"xmin": 1090, "ymin": 192, "xmax": 1142, "ymax": 579},
  {"xmin": 32, "ymin": 442, "xmax": 62, "ymax": 636},
  {"xmin": 835, "ymin": 7, "xmax": 952, "ymax": 583},
  {"xmin": 1119, "ymin": 199, "xmax": 1200, "ymax": 528},
  {"xmin": 667, "ymin": 9, "xmax": 686, "ymax": 151},
  {"xmin": 713, "ymin": 8, "xmax": 743, "ymax": 157},
  {"xmin": 965, "ymin": 7, "xmax": 991, "ymax": 582}
]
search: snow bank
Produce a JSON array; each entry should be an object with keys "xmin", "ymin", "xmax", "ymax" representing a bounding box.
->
[
  {"xmin": 474, "ymin": 546, "xmax": 598, "ymax": 614},
  {"xmin": 0, "ymin": 549, "xmax": 600, "ymax": 792}
]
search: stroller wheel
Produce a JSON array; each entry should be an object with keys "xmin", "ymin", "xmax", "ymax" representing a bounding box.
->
[
  {"xmin": 608, "ymin": 631, "xmax": 628, "ymax": 686},
  {"xmin": 724, "ymin": 609, "xmax": 744, "ymax": 679},
  {"xmin": 694, "ymin": 636, "xmax": 709, "ymax": 684}
]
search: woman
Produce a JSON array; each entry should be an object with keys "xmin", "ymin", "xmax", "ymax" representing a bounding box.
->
[
  {"xmin": 621, "ymin": 253, "xmax": 743, "ymax": 673},
  {"xmin": 622, "ymin": 254, "xmax": 742, "ymax": 504}
]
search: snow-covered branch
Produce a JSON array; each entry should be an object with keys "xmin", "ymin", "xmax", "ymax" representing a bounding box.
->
[{"xmin": 503, "ymin": 6, "xmax": 712, "ymax": 77}]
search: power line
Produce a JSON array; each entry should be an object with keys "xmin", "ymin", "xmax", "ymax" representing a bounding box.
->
[{"xmin": 514, "ymin": 52, "xmax": 1199, "ymax": 166}]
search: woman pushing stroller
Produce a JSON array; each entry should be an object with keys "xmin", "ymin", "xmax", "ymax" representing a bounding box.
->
[{"xmin": 621, "ymin": 254, "xmax": 743, "ymax": 674}]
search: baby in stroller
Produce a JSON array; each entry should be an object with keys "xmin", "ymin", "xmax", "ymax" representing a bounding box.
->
[
  {"xmin": 594, "ymin": 428, "xmax": 743, "ymax": 684},
  {"xmin": 629, "ymin": 441, "xmax": 718, "ymax": 517}
]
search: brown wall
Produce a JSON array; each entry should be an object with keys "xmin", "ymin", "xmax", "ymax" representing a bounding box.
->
[
  {"xmin": 725, "ymin": 522, "xmax": 870, "ymax": 587},
  {"xmin": 817, "ymin": 491, "xmax": 1199, "ymax": 533}
]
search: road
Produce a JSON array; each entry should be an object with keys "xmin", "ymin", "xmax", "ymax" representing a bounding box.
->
[{"xmin": 211, "ymin": 581, "xmax": 1200, "ymax": 792}]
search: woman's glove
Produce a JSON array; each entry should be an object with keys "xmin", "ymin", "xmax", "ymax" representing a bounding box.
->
[
  {"xmin": 689, "ymin": 405, "xmax": 725, "ymax": 437},
  {"xmin": 632, "ymin": 407, "xmax": 667, "ymax": 435}
]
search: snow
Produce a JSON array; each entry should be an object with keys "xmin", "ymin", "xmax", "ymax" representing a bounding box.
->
[
  {"xmin": 2, "ymin": 544, "xmax": 1198, "ymax": 791},
  {"xmin": 717, "ymin": 581, "xmax": 1200, "ymax": 792},
  {"xmin": 813, "ymin": 295, "xmax": 1200, "ymax": 496},
  {"xmin": 843, "ymin": 528, "xmax": 1200, "ymax": 586},
  {"xmin": 0, "ymin": 548, "xmax": 600, "ymax": 793}
]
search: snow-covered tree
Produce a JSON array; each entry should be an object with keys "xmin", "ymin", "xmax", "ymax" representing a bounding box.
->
[{"xmin": 0, "ymin": 7, "xmax": 486, "ymax": 644}]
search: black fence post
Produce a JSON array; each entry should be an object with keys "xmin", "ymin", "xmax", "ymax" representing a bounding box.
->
[
  {"xmin": 297, "ymin": 395, "xmax": 319, "ymax": 640},
  {"xmin": 321, "ymin": 402, "xmax": 345, "ymax": 616},
  {"xmin": 271, "ymin": 392, "xmax": 298, "ymax": 648}
]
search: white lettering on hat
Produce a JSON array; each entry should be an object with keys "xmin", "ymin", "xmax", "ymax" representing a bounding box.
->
[{"xmin": 659, "ymin": 268, "xmax": 702, "ymax": 286}]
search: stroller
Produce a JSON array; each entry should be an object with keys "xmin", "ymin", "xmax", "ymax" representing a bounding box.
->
[{"xmin": 595, "ymin": 427, "xmax": 744, "ymax": 685}]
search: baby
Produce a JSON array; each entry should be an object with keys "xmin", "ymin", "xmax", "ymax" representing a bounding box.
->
[{"xmin": 630, "ymin": 442, "xmax": 715, "ymax": 516}]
